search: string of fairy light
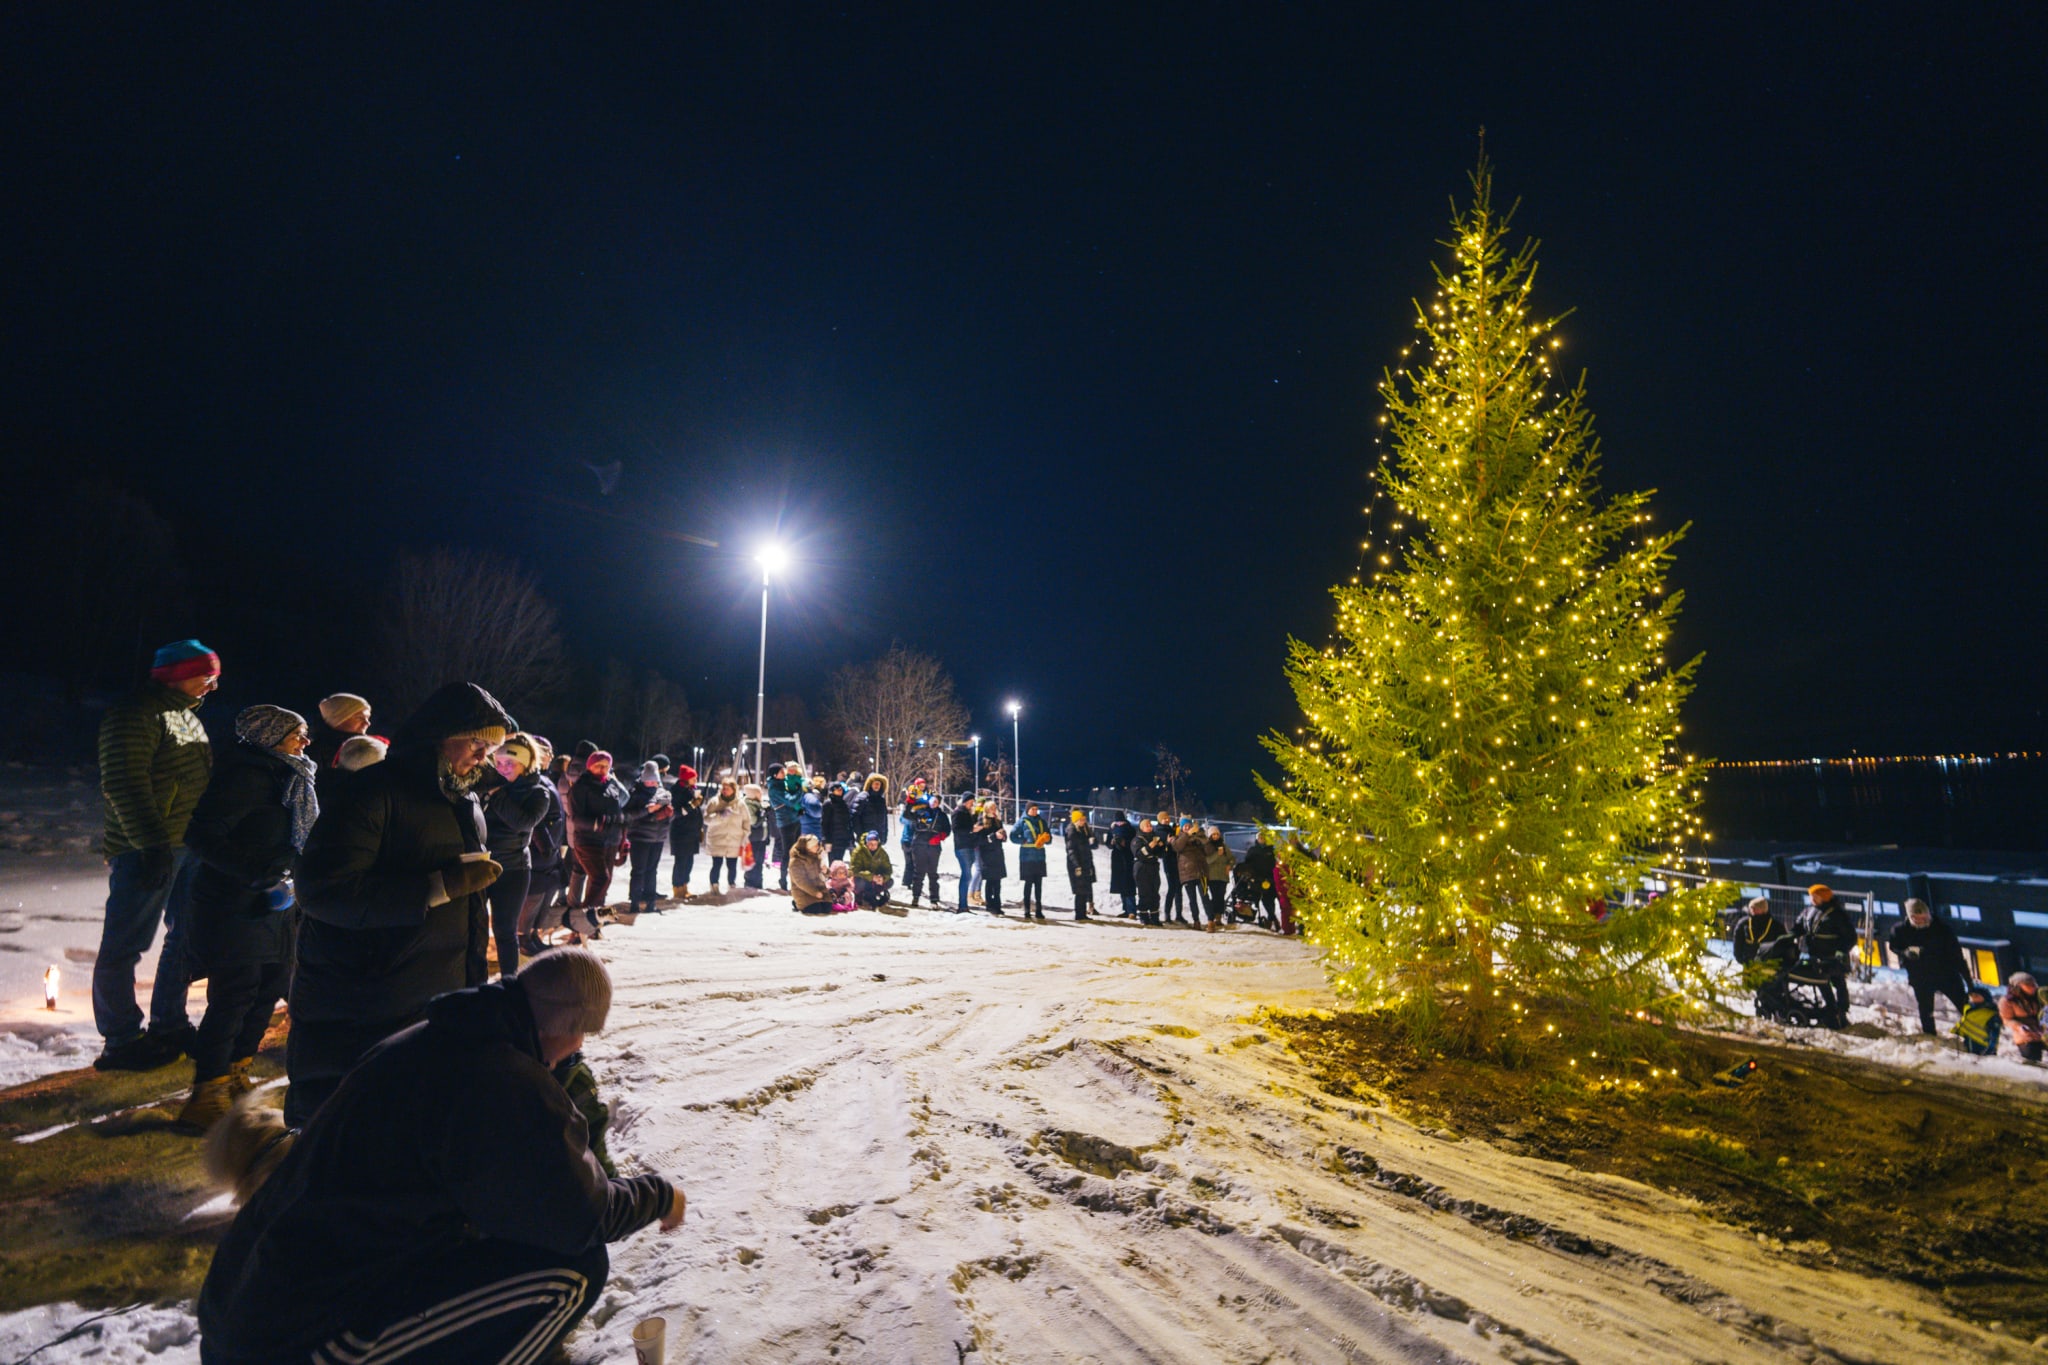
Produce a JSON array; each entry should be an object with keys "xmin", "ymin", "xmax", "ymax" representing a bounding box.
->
[{"xmin": 1263, "ymin": 165, "xmax": 1724, "ymax": 1020}]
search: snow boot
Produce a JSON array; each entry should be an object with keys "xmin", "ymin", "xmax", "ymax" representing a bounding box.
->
[
  {"xmin": 176, "ymin": 1077, "xmax": 235, "ymax": 1134},
  {"xmin": 227, "ymin": 1057, "xmax": 258, "ymax": 1100},
  {"xmin": 94, "ymin": 1032, "xmax": 184, "ymax": 1072}
]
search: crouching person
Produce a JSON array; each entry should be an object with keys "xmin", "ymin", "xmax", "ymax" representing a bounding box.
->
[
  {"xmin": 852, "ymin": 831, "xmax": 894, "ymax": 908},
  {"xmin": 197, "ymin": 947, "xmax": 685, "ymax": 1364}
]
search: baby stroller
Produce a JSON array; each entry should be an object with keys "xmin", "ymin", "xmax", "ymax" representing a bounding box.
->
[{"xmin": 1754, "ymin": 944, "xmax": 1848, "ymax": 1029}]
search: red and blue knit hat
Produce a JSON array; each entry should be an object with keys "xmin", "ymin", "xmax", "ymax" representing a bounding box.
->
[{"xmin": 150, "ymin": 639, "xmax": 219, "ymax": 684}]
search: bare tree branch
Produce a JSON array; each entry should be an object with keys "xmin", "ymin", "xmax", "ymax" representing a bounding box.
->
[{"xmin": 374, "ymin": 547, "xmax": 566, "ymax": 720}]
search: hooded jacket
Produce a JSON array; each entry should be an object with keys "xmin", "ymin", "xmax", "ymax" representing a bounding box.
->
[
  {"xmin": 481, "ymin": 768, "xmax": 552, "ymax": 871},
  {"xmin": 1064, "ymin": 822, "xmax": 1096, "ymax": 883},
  {"xmin": 1107, "ymin": 819, "xmax": 1136, "ymax": 894},
  {"xmin": 182, "ymin": 739, "xmax": 304, "ymax": 970},
  {"xmin": 1170, "ymin": 827, "xmax": 1210, "ymax": 886},
  {"xmin": 292, "ymin": 683, "xmax": 512, "ymax": 1025},
  {"xmin": 197, "ymin": 978, "xmax": 672, "ymax": 1362},
  {"xmin": 821, "ymin": 791, "xmax": 853, "ymax": 847},
  {"xmin": 701, "ymin": 790, "xmax": 754, "ymax": 859},
  {"xmin": 570, "ymin": 769, "xmax": 630, "ymax": 848},
  {"xmin": 852, "ymin": 776, "xmax": 891, "ymax": 840},
  {"xmin": 790, "ymin": 844, "xmax": 829, "ymax": 911},
  {"xmin": 668, "ymin": 789, "xmax": 706, "ymax": 857}
]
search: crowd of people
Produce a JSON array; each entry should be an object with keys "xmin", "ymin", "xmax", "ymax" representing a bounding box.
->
[
  {"xmin": 66, "ymin": 636, "xmax": 2048, "ymax": 1357},
  {"xmin": 1729, "ymin": 885, "xmax": 2039, "ymax": 1057}
]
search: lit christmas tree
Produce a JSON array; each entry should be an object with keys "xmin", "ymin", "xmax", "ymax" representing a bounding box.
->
[{"xmin": 1260, "ymin": 162, "xmax": 1724, "ymax": 1046}]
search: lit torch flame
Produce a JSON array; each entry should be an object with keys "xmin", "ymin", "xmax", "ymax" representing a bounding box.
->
[{"xmin": 44, "ymin": 964, "xmax": 59, "ymax": 1010}]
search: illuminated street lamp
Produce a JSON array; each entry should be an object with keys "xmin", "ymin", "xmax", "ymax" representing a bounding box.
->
[
  {"xmin": 1007, "ymin": 700, "xmax": 1023, "ymax": 820},
  {"xmin": 970, "ymin": 734, "xmax": 981, "ymax": 797},
  {"xmin": 753, "ymin": 541, "xmax": 789, "ymax": 782}
]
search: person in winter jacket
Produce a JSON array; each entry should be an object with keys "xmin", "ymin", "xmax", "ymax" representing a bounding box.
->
[
  {"xmin": 1012, "ymin": 803, "xmax": 1051, "ymax": 920},
  {"xmin": 1798, "ymin": 884, "xmax": 1857, "ymax": 1027},
  {"xmin": 92, "ymin": 638, "xmax": 218, "ymax": 1072},
  {"xmin": 198, "ymin": 948, "xmax": 685, "ymax": 1365},
  {"xmin": 2001, "ymin": 973, "xmax": 2045, "ymax": 1062},
  {"xmin": 1731, "ymin": 897, "xmax": 1796, "ymax": 1015},
  {"xmin": 552, "ymin": 1048, "xmax": 616, "ymax": 1177},
  {"xmin": 175, "ymin": 705, "xmax": 318, "ymax": 1132},
  {"xmin": 852, "ymin": 774, "xmax": 892, "ymax": 843},
  {"xmin": 1956, "ymin": 984, "xmax": 2002, "ymax": 1057},
  {"xmin": 1888, "ymin": 898, "xmax": 1973, "ymax": 1034},
  {"xmin": 562, "ymin": 741, "xmax": 598, "ymax": 906},
  {"xmin": 951, "ymin": 797, "xmax": 984, "ymax": 908},
  {"xmin": 799, "ymin": 776, "xmax": 825, "ymax": 841},
  {"xmin": 623, "ymin": 761, "xmax": 675, "ymax": 914},
  {"xmin": 519, "ymin": 739, "xmax": 569, "ymax": 954},
  {"xmin": 479, "ymin": 734, "xmax": 550, "ymax": 978},
  {"xmin": 568, "ymin": 752, "xmax": 629, "ymax": 927},
  {"xmin": 1204, "ymin": 828, "xmax": 1235, "ymax": 930},
  {"xmin": 821, "ymin": 782, "xmax": 854, "ymax": 862},
  {"xmin": 1170, "ymin": 819, "xmax": 1212, "ymax": 926},
  {"xmin": 1107, "ymin": 815, "xmax": 1137, "ymax": 918},
  {"xmin": 1157, "ymin": 810, "xmax": 1186, "ymax": 921},
  {"xmin": 1237, "ymin": 833, "xmax": 1279, "ymax": 928},
  {"xmin": 1272, "ymin": 849, "xmax": 1299, "ymax": 935},
  {"xmin": 851, "ymin": 832, "xmax": 894, "ymax": 908},
  {"xmin": 789, "ymin": 834, "xmax": 830, "ymax": 914},
  {"xmin": 307, "ymin": 693, "xmax": 374, "ymax": 769},
  {"xmin": 1064, "ymin": 810, "xmax": 1095, "ymax": 921},
  {"xmin": 974, "ymin": 807, "xmax": 1009, "ymax": 915},
  {"xmin": 284, "ymin": 681, "xmax": 514, "ymax": 1128},
  {"xmin": 767, "ymin": 764, "xmax": 803, "ymax": 890},
  {"xmin": 904, "ymin": 795, "xmax": 950, "ymax": 906},
  {"xmin": 1133, "ymin": 819, "xmax": 1168, "ymax": 926},
  {"xmin": 744, "ymin": 781, "xmax": 772, "ymax": 888},
  {"xmin": 700, "ymin": 780, "xmax": 754, "ymax": 892},
  {"xmin": 668, "ymin": 766, "xmax": 705, "ymax": 899}
]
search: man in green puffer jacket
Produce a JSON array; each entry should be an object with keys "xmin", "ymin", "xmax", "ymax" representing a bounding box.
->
[{"xmin": 93, "ymin": 639, "xmax": 220, "ymax": 1071}]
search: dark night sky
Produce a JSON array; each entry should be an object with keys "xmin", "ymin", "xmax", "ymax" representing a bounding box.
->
[{"xmin": 4, "ymin": 5, "xmax": 2044, "ymax": 799}]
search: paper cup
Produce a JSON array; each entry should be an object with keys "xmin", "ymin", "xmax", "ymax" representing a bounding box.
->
[{"xmin": 631, "ymin": 1316, "xmax": 667, "ymax": 1365}]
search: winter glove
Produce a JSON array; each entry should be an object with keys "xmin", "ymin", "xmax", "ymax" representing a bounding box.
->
[
  {"xmin": 1902, "ymin": 946, "xmax": 1921, "ymax": 962},
  {"xmin": 439, "ymin": 857, "xmax": 504, "ymax": 901},
  {"xmin": 614, "ymin": 840, "xmax": 631, "ymax": 867}
]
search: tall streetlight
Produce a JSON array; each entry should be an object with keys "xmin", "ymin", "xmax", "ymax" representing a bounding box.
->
[
  {"xmin": 753, "ymin": 541, "xmax": 789, "ymax": 782},
  {"xmin": 1006, "ymin": 700, "xmax": 1023, "ymax": 820},
  {"xmin": 970, "ymin": 734, "xmax": 981, "ymax": 797}
]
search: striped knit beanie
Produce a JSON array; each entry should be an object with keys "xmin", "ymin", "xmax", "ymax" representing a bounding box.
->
[{"xmin": 150, "ymin": 639, "xmax": 219, "ymax": 684}]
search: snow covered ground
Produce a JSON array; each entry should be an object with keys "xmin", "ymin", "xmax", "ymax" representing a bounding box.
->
[{"xmin": 2, "ymin": 837, "xmax": 2033, "ymax": 1363}]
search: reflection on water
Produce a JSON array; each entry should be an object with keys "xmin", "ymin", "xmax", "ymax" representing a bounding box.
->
[{"xmin": 1702, "ymin": 755, "xmax": 2048, "ymax": 852}]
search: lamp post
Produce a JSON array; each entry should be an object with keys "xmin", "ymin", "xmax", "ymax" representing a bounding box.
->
[
  {"xmin": 1006, "ymin": 700, "xmax": 1022, "ymax": 820},
  {"xmin": 753, "ymin": 542, "xmax": 788, "ymax": 783},
  {"xmin": 971, "ymin": 734, "xmax": 980, "ymax": 797}
]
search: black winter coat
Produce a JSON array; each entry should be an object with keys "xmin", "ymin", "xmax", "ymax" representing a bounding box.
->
[
  {"xmin": 1107, "ymin": 820, "xmax": 1136, "ymax": 894},
  {"xmin": 197, "ymin": 979, "xmax": 674, "ymax": 1363},
  {"xmin": 852, "ymin": 783, "xmax": 891, "ymax": 840},
  {"xmin": 529, "ymin": 776, "xmax": 567, "ymax": 874},
  {"xmin": 1888, "ymin": 916, "xmax": 1971, "ymax": 986},
  {"xmin": 976, "ymin": 820, "xmax": 1009, "ymax": 878},
  {"xmin": 569, "ymin": 771, "xmax": 629, "ymax": 848},
  {"xmin": 183, "ymin": 740, "xmax": 302, "ymax": 970},
  {"xmin": 292, "ymin": 745, "xmax": 490, "ymax": 1027},
  {"xmin": 1731, "ymin": 911, "xmax": 1795, "ymax": 966},
  {"xmin": 668, "ymin": 792, "xmax": 705, "ymax": 856},
  {"xmin": 821, "ymin": 793, "xmax": 853, "ymax": 847},
  {"xmin": 1800, "ymin": 902, "xmax": 1858, "ymax": 966},
  {"xmin": 481, "ymin": 769, "xmax": 551, "ymax": 871},
  {"xmin": 1237, "ymin": 841, "xmax": 1278, "ymax": 893},
  {"xmin": 1134, "ymin": 829, "xmax": 1169, "ymax": 903},
  {"xmin": 1065, "ymin": 824, "xmax": 1096, "ymax": 885},
  {"xmin": 623, "ymin": 781, "xmax": 674, "ymax": 843}
]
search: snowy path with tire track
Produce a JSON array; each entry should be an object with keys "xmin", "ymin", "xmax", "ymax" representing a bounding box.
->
[
  {"xmin": 560, "ymin": 897, "xmax": 2010, "ymax": 1364},
  {"xmin": 0, "ymin": 885, "xmax": 2024, "ymax": 1363}
]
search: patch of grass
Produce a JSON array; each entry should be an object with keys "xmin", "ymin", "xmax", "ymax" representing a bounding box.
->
[{"xmin": 1264, "ymin": 1003, "xmax": 2048, "ymax": 1340}]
